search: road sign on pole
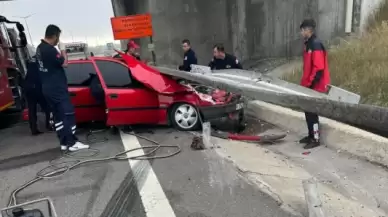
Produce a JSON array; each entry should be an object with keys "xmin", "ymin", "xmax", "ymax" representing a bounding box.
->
[{"xmin": 110, "ymin": 14, "xmax": 153, "ymax": 40}]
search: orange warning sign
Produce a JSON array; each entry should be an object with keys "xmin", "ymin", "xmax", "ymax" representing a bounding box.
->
[{"xmin": 110, "ymin": 14, "xmax": 153, "ymax": 40}]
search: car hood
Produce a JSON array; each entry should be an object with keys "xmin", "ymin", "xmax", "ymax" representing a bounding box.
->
[{"xmin": 117, "ymin": 51, "xmax": 191, "ymax": 94}]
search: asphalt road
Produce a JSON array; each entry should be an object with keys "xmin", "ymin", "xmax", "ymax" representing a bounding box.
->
[{"xmin": 0, "ymin": 115, "xmax": 296, "ymax": 217}]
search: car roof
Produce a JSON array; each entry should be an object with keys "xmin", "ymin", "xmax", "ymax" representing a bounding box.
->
[{"xmin": 68, "ymin": 56, "xmax": 121, "ymax": 63}]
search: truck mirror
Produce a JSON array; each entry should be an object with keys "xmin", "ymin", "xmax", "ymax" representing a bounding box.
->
[
  {"xmin": 16, "ymin": 23, "xmax": 25, "ymax": 32},
  {"xmin": 19, "ymin": 32, "xmax": 27, "ymax": 47}
]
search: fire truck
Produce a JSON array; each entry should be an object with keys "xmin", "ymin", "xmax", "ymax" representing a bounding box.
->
[{"xmin": 0, "ymin": 15, "xmax": 30, "ymax": 113}]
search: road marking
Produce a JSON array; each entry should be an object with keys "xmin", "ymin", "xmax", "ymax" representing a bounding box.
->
[{"xmin": 120, "ymin": 131, "xmax": 176, "ymax": 217}]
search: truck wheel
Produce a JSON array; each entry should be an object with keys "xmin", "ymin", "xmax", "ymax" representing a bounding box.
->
[{"xmin": 170, "ymin": 103, "xmax": 200, "ymax": 131}]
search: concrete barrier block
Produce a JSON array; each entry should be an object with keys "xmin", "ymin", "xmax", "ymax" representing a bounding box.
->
[{"xmin": 247, "ymin": 100, "xmax": 388, "ymax": 167}]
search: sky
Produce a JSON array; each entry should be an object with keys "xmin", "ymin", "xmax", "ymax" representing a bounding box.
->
[{"xmin": 0, "ymin": 0, "xmax": 116, "ymax": 46}]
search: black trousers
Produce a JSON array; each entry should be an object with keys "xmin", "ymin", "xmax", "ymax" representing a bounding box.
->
[
  {"xmin": 45, "ymin": 93, "xmax": 78, "ymax": 147},
  {"xmin": 26, "ymin": 89, "xmax": 51, "ymax": 133},
  {"xmin": 304, "ymin": 112, "xmax": 320, "ymax": 141}
]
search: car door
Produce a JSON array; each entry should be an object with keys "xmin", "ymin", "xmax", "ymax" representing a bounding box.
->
[
  {"xmin": 92, "ymin": 59, "xmax": 160, "ymax": 126},
  {"xmin": 65, "ymin": 61, "xmax": 105, "ymax": 123}
]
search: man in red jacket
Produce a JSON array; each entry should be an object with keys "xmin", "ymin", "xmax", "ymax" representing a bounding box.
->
[{"xmin": 299, "ymin": 19, "xmax": 331, "ymax": 149}]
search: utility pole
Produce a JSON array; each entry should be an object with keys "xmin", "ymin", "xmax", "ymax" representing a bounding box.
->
[
  {"xmin": 13, "ymin": 14, "xmax": 35, "ymax": 48},
  {"xmin": 70, "ymin": 31, "xmax": 75, "ymax": 42}
]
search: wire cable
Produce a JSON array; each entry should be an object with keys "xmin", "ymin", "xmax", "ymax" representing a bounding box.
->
[{"xmin": 7, "ymin": 128, "xmax": 181, "ymax": 207}]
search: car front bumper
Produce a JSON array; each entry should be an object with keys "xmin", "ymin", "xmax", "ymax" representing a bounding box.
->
[{"xmin": 198, "ymin": 100, "xmax": 245, "ymax": 120}]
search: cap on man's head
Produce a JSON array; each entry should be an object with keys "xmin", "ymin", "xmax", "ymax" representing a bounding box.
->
[
  {"xmin": 128, "ymin": 40, "xmax": 139, "ymax": 49},
  {"xmin": 300, "ymin": 19, "xmax": 316, "ymax": 29}
]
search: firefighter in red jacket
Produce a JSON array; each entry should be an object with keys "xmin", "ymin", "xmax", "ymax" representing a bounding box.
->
[{"xmin": 299, "ymin": 19, "xmax": 331, "ymax": 149}]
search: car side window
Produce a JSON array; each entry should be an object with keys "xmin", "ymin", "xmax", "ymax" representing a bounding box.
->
[
  {"xmin": 95, "ymin": 60, "xmax": 132, "ymax": 88},
  {"xmin": 65, "ymin": 62, "xmax": 97, "ymax": 86}
]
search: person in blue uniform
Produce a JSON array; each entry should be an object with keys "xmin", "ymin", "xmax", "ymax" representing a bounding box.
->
[
  {"xmin": 36, "ymin": 24, "xmax": 89, "ymax": 152},
  {"xmin": 208, "ymin": 44, "xmax": 242, "ymax": 70},
  {"xmin": 179, "ymin": 39, "xmax": 197, "ymax": 72},
  {"xmin": 24, "ymin": 55, "xmax": 51, "ymax": 135}
]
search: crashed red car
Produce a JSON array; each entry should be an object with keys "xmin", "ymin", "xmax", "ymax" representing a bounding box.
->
[{"xmin": 24, "ymin": 53, "xmax": 244, "ymax": 131}]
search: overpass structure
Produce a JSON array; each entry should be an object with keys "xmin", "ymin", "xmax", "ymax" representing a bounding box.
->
[{"xmin": 110, "ymin": 0, "xmax": 376, "ymax": 66}]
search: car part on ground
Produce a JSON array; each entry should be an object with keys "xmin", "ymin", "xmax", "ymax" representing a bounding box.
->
[
  {"xmin": 1, "ymin": 198, "xmax": 56, "ymax": 217},
  {"xmin": 211, "ymin": 130, "xmax": 287, "ymax": 142}
]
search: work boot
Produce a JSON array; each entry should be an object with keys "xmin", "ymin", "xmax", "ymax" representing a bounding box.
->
[
  {"xmin": 46, "ymin": 125, "xmax": 54, "ymax": 132},
  {"xmin": 303, "ymin": 139, "xmax": 320, "ymax": 149},
  {"xmin": 31, "ymin": 131, "xmax": 43, "ymax": 136},
  {"xmin": 69, "ymin": 141, "xmax": 90, "ymax": 152},
  {"xmin": 299, "ymin": 136, "xmax": 311, "ymax": 144}
]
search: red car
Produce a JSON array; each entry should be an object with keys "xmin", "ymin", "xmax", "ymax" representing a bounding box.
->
[{"xmin": 24, "ymin": 53, "xmax": 244, "ymax": 131}]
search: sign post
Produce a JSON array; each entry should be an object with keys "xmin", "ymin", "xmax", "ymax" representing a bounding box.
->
[{"xmin": 110, "ymin": 14, "xmax": 156, "ymax": 65}]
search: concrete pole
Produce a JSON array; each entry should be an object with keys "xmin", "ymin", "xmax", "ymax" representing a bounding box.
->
[{"xmin": 303, "ymin": 178, "xmax": 325, "ymax": 217}]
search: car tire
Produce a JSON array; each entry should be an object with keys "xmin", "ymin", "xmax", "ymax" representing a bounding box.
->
[{"xmin": 170, "ymin": 103, "xmax": 201, "ymax": 131}]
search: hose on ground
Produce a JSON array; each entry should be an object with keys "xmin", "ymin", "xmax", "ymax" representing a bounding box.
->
[{"xmin": 7, "ymin": 128, "xmax": 181, "ymax": 207}]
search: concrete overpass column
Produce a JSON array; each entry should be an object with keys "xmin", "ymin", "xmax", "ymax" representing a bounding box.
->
[
  {"xmin": 230, "ymin": 0, "xmax": 248, "ymax": 62},
  {"xmin": 111, "ymin": 0, "xmax": 128, "ymax": 49}
]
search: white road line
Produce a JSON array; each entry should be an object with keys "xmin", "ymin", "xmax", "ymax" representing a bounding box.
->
[{"xmin": 120, "ymin": 131, "xmax": 177, "ymax": 217}]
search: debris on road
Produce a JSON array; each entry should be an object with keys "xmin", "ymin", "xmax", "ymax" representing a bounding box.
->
[{"xmin": 190, "ymin": 136, "xmax": 205, "ymax": 150}]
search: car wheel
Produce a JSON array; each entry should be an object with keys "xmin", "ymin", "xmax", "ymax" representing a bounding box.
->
[{"xmin": 170, "ymin": 103, "xmax": 200, "ymax": 131}]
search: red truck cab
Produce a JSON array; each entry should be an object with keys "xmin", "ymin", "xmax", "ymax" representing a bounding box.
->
[
  {"xmin": 0, "ymin": 15, "xmax": 29, "ymax": 113},
  {"xmin": 0, "ymin": 21, "xmax": 15, "ymax": 112}
]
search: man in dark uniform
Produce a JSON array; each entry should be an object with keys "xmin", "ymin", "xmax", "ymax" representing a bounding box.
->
[
  {"xmin": 298, "ymin": 19, "xmax": 331, "ymax": 149},
  {"xmin": 179, "ymin": 39, "xmax": 197, "ymax": 72},
  {"xmin": 24, "ymin": 55, "xmax": 51, "ymax": 135},
  {"xmin": 36, "ymin": 24, "xmax": 89, "ymax": 152},
  {"xmin": 208, "ymin": 44, "xmax": 242, "ymax": 70}
]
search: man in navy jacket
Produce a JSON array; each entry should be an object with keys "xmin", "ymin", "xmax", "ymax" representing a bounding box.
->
[
  {"xmin": 24, "ymin": 55, "xmax": 51, "ymax": 135},
  {"xmin": 179, "ymin": 39, "xmax": 198, "ymax": 72}
]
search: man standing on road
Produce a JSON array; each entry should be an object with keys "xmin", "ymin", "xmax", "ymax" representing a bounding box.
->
[
  {"xmin": 36, "ymin": 24, "xmax": 89, "ymax": 152},
  {"xmin": 299, "ymin": 19, "xmax": 331, "ymax": 149},
  {"xmin": 208, "ymin": 44, "xmax": 242, "ymax": 70},
  {"xmin": 179, "ymin": 39, "xmax": 197, "ymax": 72},
  {"xmin": 24, "ymin": 55, "xmax": 52, "ymax": 135}
]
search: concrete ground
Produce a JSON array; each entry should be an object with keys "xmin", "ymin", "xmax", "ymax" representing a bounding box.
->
[
  {"xmin": 1, "ymin": 112, "xmax": 388, "ymax": 216},
  {"xmin": 216, "ymin": 117, "xmax": 388, "ymax": 217}
]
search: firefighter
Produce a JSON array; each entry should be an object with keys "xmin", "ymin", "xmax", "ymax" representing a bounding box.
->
[
  {"xmin": 208, "ymin": 44, "xmax": 242, "ymax": 70},
  {"xmin": 24, "ymin": 55, "xmax": 51, "ymax": 135},
  {"xmin": 178, "ymin": 39, "xmax": 197, "ymax": 72},
  {"xmin": 36, "ymin": 24, "xmax": 89, "ymax": 152},
  {"xmin": 298, "ymin": 19, "xmax": 331, "ymax": 149},
  {"xmin": 126, "ymin": 40, "xmax": 141, "ymax": 60}
]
